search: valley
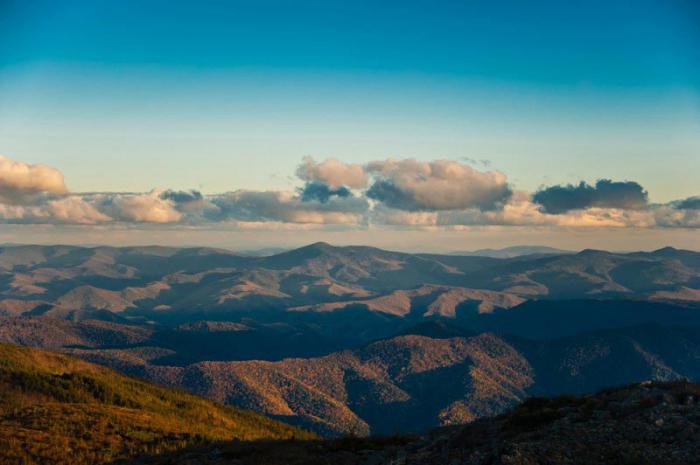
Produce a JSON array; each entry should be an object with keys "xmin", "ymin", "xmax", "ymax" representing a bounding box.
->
[{"xmin": 1, "ymin": 243, "xmax": 699, "ymax": 436}]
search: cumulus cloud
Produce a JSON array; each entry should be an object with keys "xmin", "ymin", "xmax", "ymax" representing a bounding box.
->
[
  {"xmin": 208, "ymin": 190, "xmax": 368, "ymax": 224},
  {"xmin": 533, "ymin": 179, "xmax": 648, "ymax": 214},
  {"xmin": 0, "ymin": 196, "xmax": 110, "ymax": 225},
  {"xmin": 654, "ymin": 205, "xmax": 700, "ymax": 228},
  {"xmin": 45, "ymin": 197, "xmax": 112, "ymax": 224},
  {"xmin": 299, "ymin": 181, "xmax": 352, "ymax": 203},
  {"xmin": 365, "ymin": 159, "xmax": 512, "ymax": 211},
  {"xmin": 0, "ymin": 155, "xmax": 67, "ymax": 204},
  {"xmin": 159, "ymin": 189, "xmax": 203, "ymax": 204},
  {"xmin": 0, "ymin": 154, "xmax": 697, "ymax": 229},
  {"xmin": 159, "ymin": 189, "xmax": 209, "ymax": 215},
  {"xmin": 296, "ymin": 156, "xmax": 368, "ymax": 189},
  {"xmin": 673, "ymin": 196, "xmax": 700, "ymax": 210},
  {"xmin": 372, "ymin": 191, "xmax": 659, "ymax": 229},
  {"xmin": 440, "ymin": 191, "xmax": 656, "ymax": 228},
  {"xmin": 98, "ymin": 191, "xmax": 183, "ymax": 223}
]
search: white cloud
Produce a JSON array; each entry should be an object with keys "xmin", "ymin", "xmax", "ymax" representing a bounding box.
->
[
  {"xmin": 0, "ymin": 196, "xmax": 110, "ymax": 224},
  {"xmin": 296, "ymin": 156, "xmax": 368, "ymax": 189},
  {"xmin": 0, "ymin": 154, "xmax": 697, "ymax": 230},
  {"xmin": 0, "ymin": 155, "xmax": 67, "ymax": 204},
  {"xmin": 365, "ymin": 159, "xmax": 512, "ymax": 211},
  {"xmin": 45, "ymin": 197, "xmax": 112, "ymax": 224},
  {"xmin": 102, "ymin": 190, "xmax": 183, "ymax": 223}
]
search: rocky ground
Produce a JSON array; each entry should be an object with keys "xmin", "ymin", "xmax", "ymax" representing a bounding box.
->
[{"xmin": 405, "ymin": 380, "xmax": 700, "ymax": 465}]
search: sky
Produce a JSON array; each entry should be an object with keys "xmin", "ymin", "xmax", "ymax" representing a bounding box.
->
[{"xmin": 0, "ymin": 0, "xmax": 699, "ymax": 251}]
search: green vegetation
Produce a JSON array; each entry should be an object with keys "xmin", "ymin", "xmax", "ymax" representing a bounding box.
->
[{"xmin": 0, "ymin": 343, "xmax": 314, "ymax": 465}]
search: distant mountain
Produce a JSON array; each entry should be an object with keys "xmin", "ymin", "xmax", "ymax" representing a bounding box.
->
[
  {"xmin": 464, "ymin": 298, "xmax": 700, "ymax": 339},
  {"xmin": 290, "ymin": 284, "xmax": 525, "ymax": 317},
  {"xmin": 450, "ymin": 245, "xmax": 574, "ymax": 258},
  {"xmin": 236, "ymin": 247, "xmax": 291, "ymax": 257},
  {"xmin": 1, "ymin": 243, "xmax": 698, "ymax": 326},
  {"xmin": 0, "ymin": 343, "xmax": 312, "ymax": 465}
]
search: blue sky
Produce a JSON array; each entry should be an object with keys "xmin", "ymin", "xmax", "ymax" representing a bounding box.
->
[{"xmin": 0, "ymin": 0, "xmax": 698, "ymax": 249}]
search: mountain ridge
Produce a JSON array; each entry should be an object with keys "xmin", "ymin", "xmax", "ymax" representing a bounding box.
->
[
  {"xmin": 1, "ymin": 243, "xmax": 698, "ymax": 326},
  {"xmin": 32, "ymin": 321, "xmax": 700, "ymax": 436},
  {"xmin": 0, "ymin": 343, "xmax": 313, "ymax": 465},
  {"xmin": 117, "ymin": 380, "xmax": 700, "ymax": 465}
]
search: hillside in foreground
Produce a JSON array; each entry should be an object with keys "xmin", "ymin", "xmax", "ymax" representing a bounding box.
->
[
  {"xmin": 0, "ymin": 343, "xmax": 313, "ymax": 465},
  {"xmin": 119, "ymin": 380, "xmax": 700, "ymax": 465}
]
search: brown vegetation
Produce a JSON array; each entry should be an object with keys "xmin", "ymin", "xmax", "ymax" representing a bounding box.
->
[{"xmin": 0, "ymin": 343, "xmax": 313, "ymax": 465}]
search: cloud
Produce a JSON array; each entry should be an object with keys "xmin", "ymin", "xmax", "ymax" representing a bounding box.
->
[
  {"xmin": 365, "ymin": 159, "xmax": 511, "ymax": 211},
  {"xmin": 440, "ymin": 191, "xmax": 656, "ymax": 228},
  {"xmin": 532, "ymin": 179, "xmax": 648, "ymax": 214},
  {"xmin": 296, "ymin": 156, "xmax": 368, "ymax": 189},
  {"xmin": 208, "ymin": 190, "xmax": 368, "ymax": 224},
  {"xmin": 0, "ymin": 154, "xmax": 697, "ymax": 230},
  {"xmin": 98, "ymin": 191, "xmax": 183, "ymax": 223},
  {"xmin": 299, "ymin": 181, "xmax": 352, "ymax": 203},
  {"xmin": 159, "ymin": 189, "xmax": 203, "ymax": 204},
  {"xmin": 159, "ymin": 189, "xmax": 208, "ymax": 215},
  {"xmin": 654, "ymin": 205, "xmax": 700, "ymax": 228},
  {"xmin": 371, "ymin": 205, "xmax": 439, "ymax": 226},
  {"xmin": 0, "ymin": 196, "xmax": 111, "ymax": 224},
  {"xmin": 0, "ymin": 155, "xmax": 67, "ymax": 204},
  {"xmin": 372, "ymin": 191, "xmax": 658, "ymax": 229},
  {"xmin": 673, "ymin": 196, "xmax": 700, "ymax": 210},
  {"xmin": 45, "ymin": 197, "xmax": 113, "ymax": 224}
]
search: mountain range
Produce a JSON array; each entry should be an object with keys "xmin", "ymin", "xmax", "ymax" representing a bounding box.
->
[
  {"xmin": 1, "ymin": 243, "xmax": 698, "ymax": 323},
  {"xmin": 5, "ymin": 319, "xmax": 693, "ymax": 436},
  {"xmin": 1, "ymin": 243, "xmax": 699, "ymax": 436},
  {"xmin": 8, "ymin": 343, "xmax": 695, "ymax": 465}
]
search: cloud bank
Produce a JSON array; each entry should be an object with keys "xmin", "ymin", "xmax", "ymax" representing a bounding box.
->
[{"xmin": 0, "ymin": 154, "xmax": 697, "ymax": 230}]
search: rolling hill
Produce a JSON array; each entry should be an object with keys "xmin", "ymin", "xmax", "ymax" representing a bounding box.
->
[
  {"xmin": 0, "ymin": 343, "xmax": 313, "ymax": 465},
  {"xmin": 39, "ymin": 323, "xmax": 700, "ymax": 436},
  {"xmin": 117, "ymin": 380, "xmax": 700, "ymax": 465}
]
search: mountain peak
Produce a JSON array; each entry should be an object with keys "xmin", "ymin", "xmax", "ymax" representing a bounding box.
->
[
  {"xmin": 577, "ymin": 248, "xmax": 609, "ymax": 256},
  {"xmin": 305, "ymin": 241, "xmax": 334, "ymax": 250},
  {"xmin": 652, "ymin": 246, "xmax": 679, "ymax": 254},
  {"xmin": 289, "ymin": 241, "xmax": 337, "ymax": 256}
]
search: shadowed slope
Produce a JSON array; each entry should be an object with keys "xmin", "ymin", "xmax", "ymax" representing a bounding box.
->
[{"xmin": 117, "ymin": 381, "xmax": 700, "ymax": 465}]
